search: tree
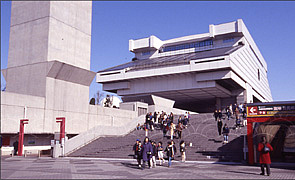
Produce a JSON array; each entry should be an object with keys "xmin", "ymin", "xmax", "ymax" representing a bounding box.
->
[
  {"xmin": 95, "ymin": 90, "xmax": 105, "ymax": 105},
  {"xmin": 1, "ymin": 82, "xmax": 6, "ymax": 91}
]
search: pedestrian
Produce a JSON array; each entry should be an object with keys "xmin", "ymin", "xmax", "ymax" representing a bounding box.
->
[
  {"xmin": 235, "ymin": 107, "xmax": 241, "ymax": 128},
  {"xmin": 176, "ymin": 122, "xmax": 184, "ymax": 139},
  {"xmin": 217, "ymin": 119, "xmax": 223, "ymax": 136},
  {"xmin": 170, "ymin": 122, "xmax": 176, "ymax": 140},
  {"xmin": 153, "ymin": 111, "xmax": 157, "ymax": 124},
  {"xmin": 133, "ymin": 139, "xmax": 140, "ymax": 158},
  {"xmin": 149, "ymin": 112, "xmax": 154, "ymax": 131},
  {"xmin": 222, "ymin": 124, "xmax": 230, "ymax": 144},
  {"xmin": 187, "ymin": 112, "xmax": 191, "ymax": 123},
  {"xmin": 150, "ymin": 141, "xmax": 157, "ymax": 168},
  {"xmin": 162, "ymin": 120, "xmax": 168, "ymax": 138},
  {"xmin": 218, "ymin": 109, "xmax": 223, "ymax": 120},
  {"xmin": 157, "ymin": 141, "xmax": 165, "ymax": 165},
  {"xmin": 242, "ymin": 103, "xmax": 247, "ymax": 119},
  {"xmin": 170, "ymin": 112, "xmax": 174, "ymax": 124},
  {"xmin": 233, "ymin": 103, "xmax": 237, "ymax": 116},
  {"xmin": 180, "ymin": 140, "xmax": 186, "ymax": 162},
  {"xmin": 258, "ymin": 136, "xmax": 273, "ymax": 176},
  {"xmin": 213, "ymin": 110, "xmax": 218, "ymax": 121},
  {"xmin": 183, "ymin": 117, "xmax": 188, "ymax": 127},
  {"xmin": 135, "ymin": 141, "xmax": 143, "ymax": 168},
  {"xmin": 229, "ymin": 104, "xmax": 233, "ymax": 116},
  {"xmin": 144, "ymin": 123, "xmax": 148, "ymax": 136},
  {"xmin": 177, "ymin": 116, "xmax": 182, "ymax": 124},
  {"xmin": 136, "ymin": 123, "xmax": 141, "ymax": 130},
  {"xmin": 171, "ymin": 140, "xmax": 177, "ymax": 158},
  {"xmin": 226, "ymin": 106, "xmax": 231, "ymax": 120},
  {"xmin": 164, "ymin": 141, "xmax": 174, "ymax": 168},
  {"xmin": 13, "ymin": 140, "xmax": 18, "ymax": 156},
  {"xmin": 142, "ymin": 137, "xmax": 153, "ymax": 169}
]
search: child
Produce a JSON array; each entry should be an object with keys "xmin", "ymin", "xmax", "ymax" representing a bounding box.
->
[
  {"xmin": 180, "ymin": 140, "xmax": 186, "ymax": 162},
  {"xmin": 135, "ymin": 141, "xmax": 143, "ymax": 168},
  {"xmin": 157, "ymin": 141, "xmax": 165, "ymax": 165},
  {"xmin": 136, "ymin": 123, "xmax": 141, "ymax": 130}
]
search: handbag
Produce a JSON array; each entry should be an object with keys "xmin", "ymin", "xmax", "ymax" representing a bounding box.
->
[{"xmin": 264, "ymin": 145, "xmax": 270, "ymax": 152}]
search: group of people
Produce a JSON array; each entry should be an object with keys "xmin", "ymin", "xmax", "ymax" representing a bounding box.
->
[
  {"xmin": 133, "ymin": 137, "xmax": 186, "ymax": 169},
  {"xmin": 136, "ymin": 111, "xmax": 190, "ymax": 140},
  {"xmin": 214, "ymin": 103, "xmax": 247, "ymax": 127},
  {"xmin": 213, "ymin": 103, "xmax": 247, "ymax": 144}
]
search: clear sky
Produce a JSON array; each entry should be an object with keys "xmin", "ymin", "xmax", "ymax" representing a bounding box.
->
[{"xmin": 1, "ymin": 1, "xmax": 295, "ymax": 101}]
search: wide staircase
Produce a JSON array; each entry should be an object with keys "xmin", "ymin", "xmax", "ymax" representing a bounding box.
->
[{"xmin": 68, "ymin": 113, "xmax": 247, "ymax": 162}]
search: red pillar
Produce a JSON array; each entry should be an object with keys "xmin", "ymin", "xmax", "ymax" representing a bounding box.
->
[
  {"xmin": 56, "ymin": 117, "xmax": 65, "ymax": 142},
  {"xmin": 247, "ymin": 120, "xmax": 254, "ymax": 165},
  {"xmin": 18, "ymin": 119, "xmax": 29, "ymax": 156}
]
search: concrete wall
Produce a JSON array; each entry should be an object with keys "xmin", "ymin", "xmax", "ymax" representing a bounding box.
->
[
  {"xmin": 1, "ymin": 91, "xmax": 137, "ymax": 134},
  {"xmin": 64, "ymin": 115, "xmax": 145, "ymax": 155},
  {"xmin": 229, "ymin": 43, "xmax": 272, "ymax": 102}
]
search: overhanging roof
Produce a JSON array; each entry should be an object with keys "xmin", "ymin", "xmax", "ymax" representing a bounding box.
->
[{"xmin": 98, "ymin": 45, "xmax": 243, "ymax": 73}]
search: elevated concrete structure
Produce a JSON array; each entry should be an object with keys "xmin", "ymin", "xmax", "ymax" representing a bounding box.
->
[{"xmin": 97, "ymin": 19, "xmax": 273, "ymax": 112}]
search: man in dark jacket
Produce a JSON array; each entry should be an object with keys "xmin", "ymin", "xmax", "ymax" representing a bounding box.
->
[
  {"xmin": 217, "ymin": 119, "xmax": 223, "ymax": 136},
  {"xmin": 13, "ymin": 140, "xmax": 18, "ymax": 155},
  {"xmin": 142, "ymin": 137, "xmax": 153, "ymax": 169},
  {"xmin": 213, "ymin": 110, "xmax": 218, "ymax": 121},
  {"xmin": 218, "ymin": 110, "xmax": 223, "ymax": 120}
]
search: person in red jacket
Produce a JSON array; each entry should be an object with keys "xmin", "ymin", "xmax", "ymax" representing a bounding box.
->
[{"xmin": 258, "ymin": 136, "xmax": 273, "ymax": 176}]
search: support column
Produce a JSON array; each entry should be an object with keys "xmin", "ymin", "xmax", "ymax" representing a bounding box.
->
[
  {"xmin": 247, "ymin": 120, "xmax": 254, "ymax": 164},
  {"xmin": 216, "ymin": 97, "xmax": 221, "ymax": 110},
  {"xmin": 18, "ymin": 119, "xmax": 29, "ymax": 156}
]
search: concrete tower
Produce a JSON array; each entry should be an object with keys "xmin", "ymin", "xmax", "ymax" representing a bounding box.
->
[
  {"xmin": 2, "ymin": 1, "xmax": 95, "ymax": 113},
  {"xmin": 1, "ymin": 1, "xmax": 96, "ymax": 135}
]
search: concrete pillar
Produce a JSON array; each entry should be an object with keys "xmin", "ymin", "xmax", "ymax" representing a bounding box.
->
[
  {"xmin": 216, "ymin": 97, "xmax": 221, "ymax": 110},
  {"xmin": 245, "ymin": 83, "xmax": 253, "ymax": 103}
]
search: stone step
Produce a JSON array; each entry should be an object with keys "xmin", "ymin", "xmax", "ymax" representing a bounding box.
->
[{"xmin": 68, "ymin": 113, "xmax": 247, "ymax": 162}]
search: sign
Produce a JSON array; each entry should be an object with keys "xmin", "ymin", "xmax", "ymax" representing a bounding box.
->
[{"xmin": 247, "ymin": 104, "xmax": 295, "ymax": 117}]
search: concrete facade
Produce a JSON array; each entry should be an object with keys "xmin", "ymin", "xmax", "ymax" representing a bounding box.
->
[{"xmin": 97, "ymin": 19, "xmax": 273, "ymax": 112}]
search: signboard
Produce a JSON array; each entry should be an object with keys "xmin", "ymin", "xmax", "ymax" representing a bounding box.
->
[{"xmin": 247, "ymin": 104, "xmax": 295, "ymax": 117}]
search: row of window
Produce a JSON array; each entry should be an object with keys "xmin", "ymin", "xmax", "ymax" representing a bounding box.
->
[
  {"xmin": 141, "ymin": 38, "xmax": 234, "ymax": 55},
  {"xmin": 141, "ymin": 51, "xmax": 151, "ymax": 56},
  {"xmin": 223, "ymin": 38, "xmax": 234, "ymax": 43},
  {"xmin": 160, "ymin": 40, "xmax": 213, "ymax": 53}
]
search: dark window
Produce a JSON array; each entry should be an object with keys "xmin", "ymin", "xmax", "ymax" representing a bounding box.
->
[
  {"xmin": 258, "ymin": 69, "xmax": 260, "ymax": 81},
  {"xmin": 160, "ymin": 39, "xmax": 213, "ymax": 53}
]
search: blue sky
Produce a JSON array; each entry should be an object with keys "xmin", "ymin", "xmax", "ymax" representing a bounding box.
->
[{"xmin": 1, "ymin": 1, "xmax": 295, "ymax": 101}]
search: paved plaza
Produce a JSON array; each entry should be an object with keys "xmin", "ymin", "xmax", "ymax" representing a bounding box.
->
[{"xmin": 1, "ymin": 156, "xmax": 294, "ymax": 179}]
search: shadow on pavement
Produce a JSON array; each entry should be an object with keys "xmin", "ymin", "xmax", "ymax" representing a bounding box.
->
[
  {"xmin": 121, "ymin": 162, "xmax": 141, "ymax": 170},
  {"xmin": 225, "ymin": 170, "xmax": 260, "ymax": 176}
]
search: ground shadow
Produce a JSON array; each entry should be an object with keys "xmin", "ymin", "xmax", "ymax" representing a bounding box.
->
[
  {"xmin": 208, "ymin": 138, "xmax": 223, "ymax": 143},
  {"xmin": 121, "ymin": 162, "xmax": 141, "ymax": 170},
  {"xmin": 225, "ymin": 170, "xmax": 260, "ymax": 176}
]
